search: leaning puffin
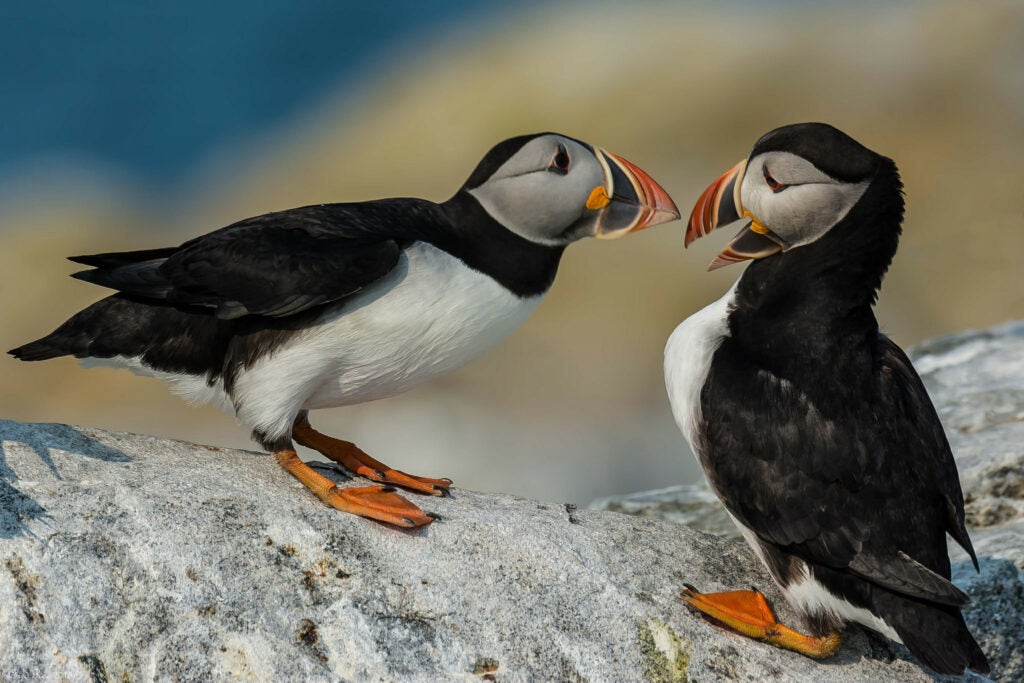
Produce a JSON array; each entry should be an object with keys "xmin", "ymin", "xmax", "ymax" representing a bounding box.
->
[
  {"xmin": 11, "ymin": 132, "xmax": 679, "ymax": 528},
  {"xmin": 665, "ymin": 123, "xmax": 988, "ymax": 675}
]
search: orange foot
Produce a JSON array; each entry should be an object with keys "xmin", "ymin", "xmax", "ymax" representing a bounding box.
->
[
  {"xmin": 275, "ymin": 449, "xmax": 435, "ymax": 528},
  {"xmin": 681, "ymin": 585, "xmax": 840, "ymax": 659},
  {"xmin": 292, "ymin": 417, "xmax": 451, "ymax": 496}
]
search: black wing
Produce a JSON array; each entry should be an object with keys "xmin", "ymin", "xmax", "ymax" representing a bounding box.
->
[
  {"xmin": 876, "ymin": 336, "xmax": 978, "ymax": 568},
  {"xmin": 700, "ymin": 333, "xmax": 975, "ymax": 605},
  {"xmin": 69, "ymin": 200, "xmax": 440, "ymax": 319}
]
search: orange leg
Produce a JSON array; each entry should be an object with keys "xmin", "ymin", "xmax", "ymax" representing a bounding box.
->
[
  {"xmin": 274, "ymin": 449, "xmax": 435, "ymax": 528},
  {"xmin": 681, "ymin": 585, "xmax": 840, "ymax": 659},
  {"xmin": 292, "ymin": 417, "xmax": 451, "ymax": 496}
]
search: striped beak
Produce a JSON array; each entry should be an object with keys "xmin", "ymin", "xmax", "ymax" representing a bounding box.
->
[
  {"xmin": 686, "ymin": 159, "xmax": 784, "ymax": 271},
  {"xmin": 592, "ymin": 149, "xmax": 680, "ymax": 239}
]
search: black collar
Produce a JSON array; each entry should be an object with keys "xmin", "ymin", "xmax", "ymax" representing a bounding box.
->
[
  {"xmin": 423, "ymin": 191, "xmax": 564, "ymax": 299},
  {"xmin": 725, "ymin": 159, "xmax": 904, "ymax": 376}
]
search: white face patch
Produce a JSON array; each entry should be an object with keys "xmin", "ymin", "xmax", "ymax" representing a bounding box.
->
[
  {"xmin": 468, "ymin": 135, "xmax": 605, "ymax": 246},
  {"xmin": 740, "ymin": 151, "xmax": 869, "ymax": 249}
]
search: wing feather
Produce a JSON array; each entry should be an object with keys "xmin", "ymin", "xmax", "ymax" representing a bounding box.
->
[
  {"xmin": 67, "ymin": 201, "xmax": 435, "ymax": 319},
  {"xmin": 699, "ymin": 333, "xmax": 976, "ymax": 603}
]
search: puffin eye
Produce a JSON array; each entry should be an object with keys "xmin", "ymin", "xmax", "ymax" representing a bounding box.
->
[
  {"xmin": 763, "ymin": 165, "xmax": 787, "ymax": 193},
  {"xmin": 548, "ymin": 144, "xmax": 570, "ymax": 175}
]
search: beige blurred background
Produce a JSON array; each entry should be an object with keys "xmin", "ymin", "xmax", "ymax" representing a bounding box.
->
[{"xmin": 2, "ymin": 1, "xmax": 1022, "ymax": 504}]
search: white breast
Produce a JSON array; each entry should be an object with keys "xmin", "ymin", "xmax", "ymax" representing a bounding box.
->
[
  {"xmin": 231, "ymin": 242, "xmax": 543, "ymax": 438},
  {"xmin": 663, "ymin": 283, "xmax": 736, "ymax": 453}
]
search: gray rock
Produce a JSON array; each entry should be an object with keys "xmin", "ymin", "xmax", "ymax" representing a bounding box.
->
[
  {"xmin": 911, "ymin": 322, "xmax": 1024, "ymax": 569},
  {"xmin": 590, "ymin": 484, "xmax": 737, "ymax": 539},
  {"xmin": 953, "ymin": 559, "xmax": 1024, "ymax": 682},
  {"xmin": 591, "ymin": 321, "xmax": 1024, "ymax": 682},
  {"xmin": 0, "ymin": 418, "xmax": 992, "ymax": 682}
]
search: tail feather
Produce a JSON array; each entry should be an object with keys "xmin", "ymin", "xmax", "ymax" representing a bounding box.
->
[
  {"xmin": 879, "ymin": 592, "xmax": 989, "ymax": 675},
  {"xmin": 68, "ymin": 246, "xmax": 175, "ymax": 301},
  {"xmin": 9, "ymin": 300, "xmax": 108, "ymax": 362},
  {"xmin": 68, "ymin": 247, "xmax": 176, "ymax": 268},
  {"xmin": 8, "ymin": 338, "xmax": 71, "ymax": 361},
  {"xmin": 12, "ymin": 249, "xmax": 179, "ymax": 362},
  {"xmin": 70, "ymin": 261, "xmax": 173, "ymax": 298},
  {"xmin": 9, "ymin": 293, "xmax": 235, "ymax": 378}
]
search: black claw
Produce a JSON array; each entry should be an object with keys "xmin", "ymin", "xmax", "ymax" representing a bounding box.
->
[
  {"xmin": 435, "ymin": 486, "xmax": 452, "ymax": 498},
  {"xmin": 426, "ymin": 512, "xmax": 442, "ymax": 520},
  {"xmin": 372, "ymin": 469, "xmax": 386, "ymax": 480},
  {"xmin": 683, "ymin": 583, "xmax": 699, "ymax": 593},
  {"xmin": 380, "ymin": 486, "xmax": 397, "ymax": 493}
]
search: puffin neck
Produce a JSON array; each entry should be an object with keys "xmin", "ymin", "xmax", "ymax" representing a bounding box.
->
[
  {"xmin": 728, "ymin": 159, "xmax": 904, "ymax": 367},
  {"xmin": 432, "ymin": 191, "xmax": 565, "ymax": 299}
]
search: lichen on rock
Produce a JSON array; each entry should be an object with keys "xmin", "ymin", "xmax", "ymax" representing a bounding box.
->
[{"xmin": 638, "ymin": 618, "xmax": 690, "ymax": 683}]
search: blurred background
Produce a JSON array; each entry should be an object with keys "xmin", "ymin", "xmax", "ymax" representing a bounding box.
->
[{"xmin": 1, "ymin": 1, "xmax": 1022, "ymax": 504}]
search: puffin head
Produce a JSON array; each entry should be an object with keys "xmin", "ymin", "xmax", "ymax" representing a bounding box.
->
[
  {"xmin": 457, "ymin": 132, "xmax": 680, "ymax": 246},
  {"xmin": 686, "ymin": 123, "xmax": 897, "ymax": 271}
]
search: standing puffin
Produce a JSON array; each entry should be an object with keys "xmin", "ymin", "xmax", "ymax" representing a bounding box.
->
[
  {"xmin": 11, "ymin": 132, "xmax": 679, "ymax": 529},
  {"xmin": 665, "ymin": 123, "xmax": 988, "ymax": 675}
]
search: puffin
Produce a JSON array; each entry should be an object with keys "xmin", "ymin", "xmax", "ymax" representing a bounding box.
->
[
  {"xmin": 665, "ymin": 123, "xmax": 988, "ymax": 675},
  {"xmin": 11, "ymin": 132, "xmax": 679, "ymax": 529}
]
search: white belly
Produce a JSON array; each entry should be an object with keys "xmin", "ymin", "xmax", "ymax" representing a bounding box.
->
[
  {"xmin": 784, "ymin": 564, "xmax": 902, "ymax": 641},
  {"xmin": 231, "ymin": 242, "xmax": 543, "ymax": 436},
  {"xmin": 663, "ymin": 283, "xmax": 736, "ymax": 454}
]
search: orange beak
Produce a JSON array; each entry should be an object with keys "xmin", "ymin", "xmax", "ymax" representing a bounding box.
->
[
  {"xmin": 686, "ymin": 160, "xmax": 745, "ymax": 248},
  {"xmin": 686, "ymin": 159, "xmax": 784, "ymax": 270},
  {"xmin": 593, "ymin": 149, "xmax": 681, "ymax": 239}
]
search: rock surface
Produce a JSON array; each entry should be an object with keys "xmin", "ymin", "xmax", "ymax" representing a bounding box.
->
[
  {"xmin": 0, "ymin": 421, "xmax": 992, "ymax": 683},
  {"xmin": 1, "ymin": 322, "xmax": 1021, "ymax": 682},
  {"xmin": 590, "ymin": 484, "xmax": 738, "ymax": 540},
  {"xmin": 592, "ymin": 321, "xmax": 1024, "ymax": 681},
  {"xmin": 912, "ymin": 322, "xmax": 1024, "ymax": 570}
]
